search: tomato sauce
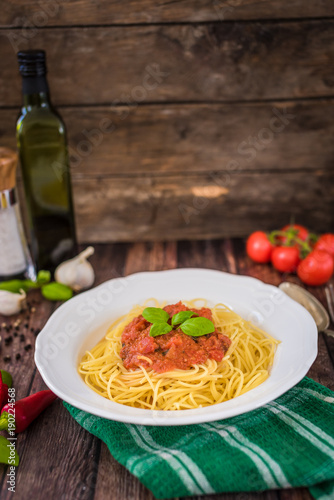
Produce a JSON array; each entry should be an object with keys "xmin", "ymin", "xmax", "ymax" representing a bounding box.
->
[{"xmin": 120, "ymin": 301, "xmax": 231, "ymax": 373}]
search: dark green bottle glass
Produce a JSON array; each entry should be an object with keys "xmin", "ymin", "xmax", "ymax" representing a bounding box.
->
[{"xmin": 16, "ymin": 50, "xmax": 76, "ymax": 272}]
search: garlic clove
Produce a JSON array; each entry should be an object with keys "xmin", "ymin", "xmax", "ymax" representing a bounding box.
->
[
  {"xmin": 0, "ymin": 289, "xmax": 26, "ymax": 316},
  {"xmin": 55, "ymin": 246, "xmax": 95, "ymax": 292}
]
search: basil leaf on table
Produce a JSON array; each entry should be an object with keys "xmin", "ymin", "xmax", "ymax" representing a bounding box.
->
[
  {"xmin": 0, "ymin": 279, "xmax": 37, "ymax": 293},
  {"xmin": 171, "ymin": 310, "xmax": 197, "ymax": 327},
  {"xmin": 0, "ymin": 280, "xmax": 27, "ymax": 293},
  {"xmin": 142, "ymin": 307, "xmax": 170, "ymax": 324},
  {"xmin": 23, "ymin": 280, "xmax": 40, "ymax": 289},
  {"xmin": 149, "ymin": 323, "xmax": 172, "ymax": 337},
  {"xmin": 36, "ymin": 270, "xmax": 51, "ymax": 285},
  {"xmin": 180, "ymin": 317, "xmax": 215, "ymax": 337},
  {"xmin": 0, "ymin": 269, "xmax": 51, "ymax": 294},
  {"xmin": 41, "ymin": 283, "xmax": 73, "ymax": 301}
]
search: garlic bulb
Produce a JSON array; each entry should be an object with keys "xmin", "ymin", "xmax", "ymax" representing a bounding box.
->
[
  {"xmin": 0, "ymin": 289, "xmax": 26, "ymax": 316},
  {"xmin": 55, "ymin": 246, "xmax": 95, "ymax": 291}
]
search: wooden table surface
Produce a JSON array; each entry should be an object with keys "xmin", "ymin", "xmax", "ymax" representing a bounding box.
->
[{"xmin": 0, "ymin": 239, "xmax": 333, "ymax": 500}]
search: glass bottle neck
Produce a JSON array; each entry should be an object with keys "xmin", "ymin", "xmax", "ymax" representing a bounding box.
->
[
  {"xmin": 21, "ymin": 75, "xmax": 51, "ymax": 108},
  {"xmin": 23, "ymin": 93, "xmax": 50, "ymax": 107}
]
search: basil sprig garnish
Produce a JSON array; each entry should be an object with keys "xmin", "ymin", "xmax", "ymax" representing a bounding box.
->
[
  {"xmin": 150, "ymin": 323, "xmax": 173, "ymax": 337},
  {"xmin": 171, "ymin": 310, "xmax": 197, "ymax": 326},
  {"xmin": 142, "ymin": 307, "xmax": 215, "ymax": 338},
  {"xmin": 142, "ymin": 307, "xmax": 170, "ymax": 324},
  {"xmin": 179, "ymin": 317, "xmax": 215, "ymax": 336}
]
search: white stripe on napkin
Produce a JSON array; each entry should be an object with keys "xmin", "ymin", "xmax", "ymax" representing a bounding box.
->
[
  {"xmin": 270, "ymin": 402, "xmax": 334, "ymax": 449},
  {"xmin": 291, "ymin": 387, "xmax": 334, "ymax": 404},
  {"xmin": 203, "ymin": 422, "xmax": 279, "ymax": 488},
  {"xmin": 224, "ymin": 425, "xmax": 290, "ymax": 487},
  {"xmin": 126, "ymin": 425, "xmax": 214, "ymax": 495},
  {"xmin": 268, "ymin": 403, "xmax": 334, "ymax": 460}
]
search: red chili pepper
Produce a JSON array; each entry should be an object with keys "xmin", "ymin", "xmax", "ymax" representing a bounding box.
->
[
  {"xmin": 0, "ymin": 390, "xmax": 57, "ymax": 433},
  {"xmin": 0, "ymin": 372, "xmax": 9, "ymax": 411}
]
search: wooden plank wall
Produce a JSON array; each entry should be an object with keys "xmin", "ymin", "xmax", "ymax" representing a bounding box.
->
[{"xmin": 1, "ymin": 1, "xmax": 334, "ymax": 242}]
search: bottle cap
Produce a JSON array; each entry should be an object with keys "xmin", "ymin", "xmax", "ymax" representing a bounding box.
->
[
  {"xmin": 17, "ymin": 50, "xmax": 47, "ymax": 77},
  {"xmin": 0, "ymin": 148, "xmax": 18, "ymax": 191}
]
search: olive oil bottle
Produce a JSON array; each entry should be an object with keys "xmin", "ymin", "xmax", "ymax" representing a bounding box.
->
[{"xmin": 16, "ymin": 50, "xmax": 76, "ymax": 271}]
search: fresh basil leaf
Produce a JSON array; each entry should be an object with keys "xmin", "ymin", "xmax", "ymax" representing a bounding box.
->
[
  {"xmin": 0, "ymin": 278, "xmax": 43, "ymax": 293},
  {"xmin": 149, "ymin": 322, "xmax": 172, "ymax": 337},
  {"xmin": 37, "ymin": 270, "xmax": 51, "ymax": 285},
  {"xmin": 41, "ymin": 283, "xmax": 73, "ymax": 301},
  {"xmin": 23, "ymin": 280, "xmax": 39, "ymax": 290},
  {"xmin": 142, "ymin": 307, "xmax": 170, "ymax": 324},
  {"xmin": 171, "ymin": 310, "xmax": 197, "ymax": 327},
  {"xmin": 180, "ymin": 317, "xmax": 215, "ymax": 337},
  {"xmin": 0, "ymin": 280, "xmax": 27, "ymax": 293}
]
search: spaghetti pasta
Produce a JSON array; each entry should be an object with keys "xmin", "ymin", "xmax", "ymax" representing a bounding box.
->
[{"xmin": 79, "ymin": 299, "xmax": 279, "ymax": 410}]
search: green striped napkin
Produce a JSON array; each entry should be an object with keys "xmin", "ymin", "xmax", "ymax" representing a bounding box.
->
[{"xmin": 64, "ymin": 377, "xmax": 334, "ymax": 500}]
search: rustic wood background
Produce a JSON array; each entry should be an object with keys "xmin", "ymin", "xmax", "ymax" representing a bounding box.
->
[{"xmin": 1, "ymin": 1, "xmax": 334, "ymax": 242}]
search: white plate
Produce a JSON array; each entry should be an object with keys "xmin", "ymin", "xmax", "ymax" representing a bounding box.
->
[{"xmin": 35, "ymin": 269, "xmax": 318, "ymax": 426}]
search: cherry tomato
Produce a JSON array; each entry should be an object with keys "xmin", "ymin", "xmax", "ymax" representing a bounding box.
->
[
  {"xmin": 246, "ymin": 231, "xmax": 273, "ymax": 263},
  {"xmin": 280, "ymin": 224, "xmax": 309, "ymax": 243},
  {"xmin": 297, "ymin": 250, "xmax": 334, "ymax": 286},
  {"xmin": 315, "ymin": 234, "xmax": 334, "ymax": 257},
  {"xmin": 271, "ymin": 246, "xmax": 300, "ymax": 273}
]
